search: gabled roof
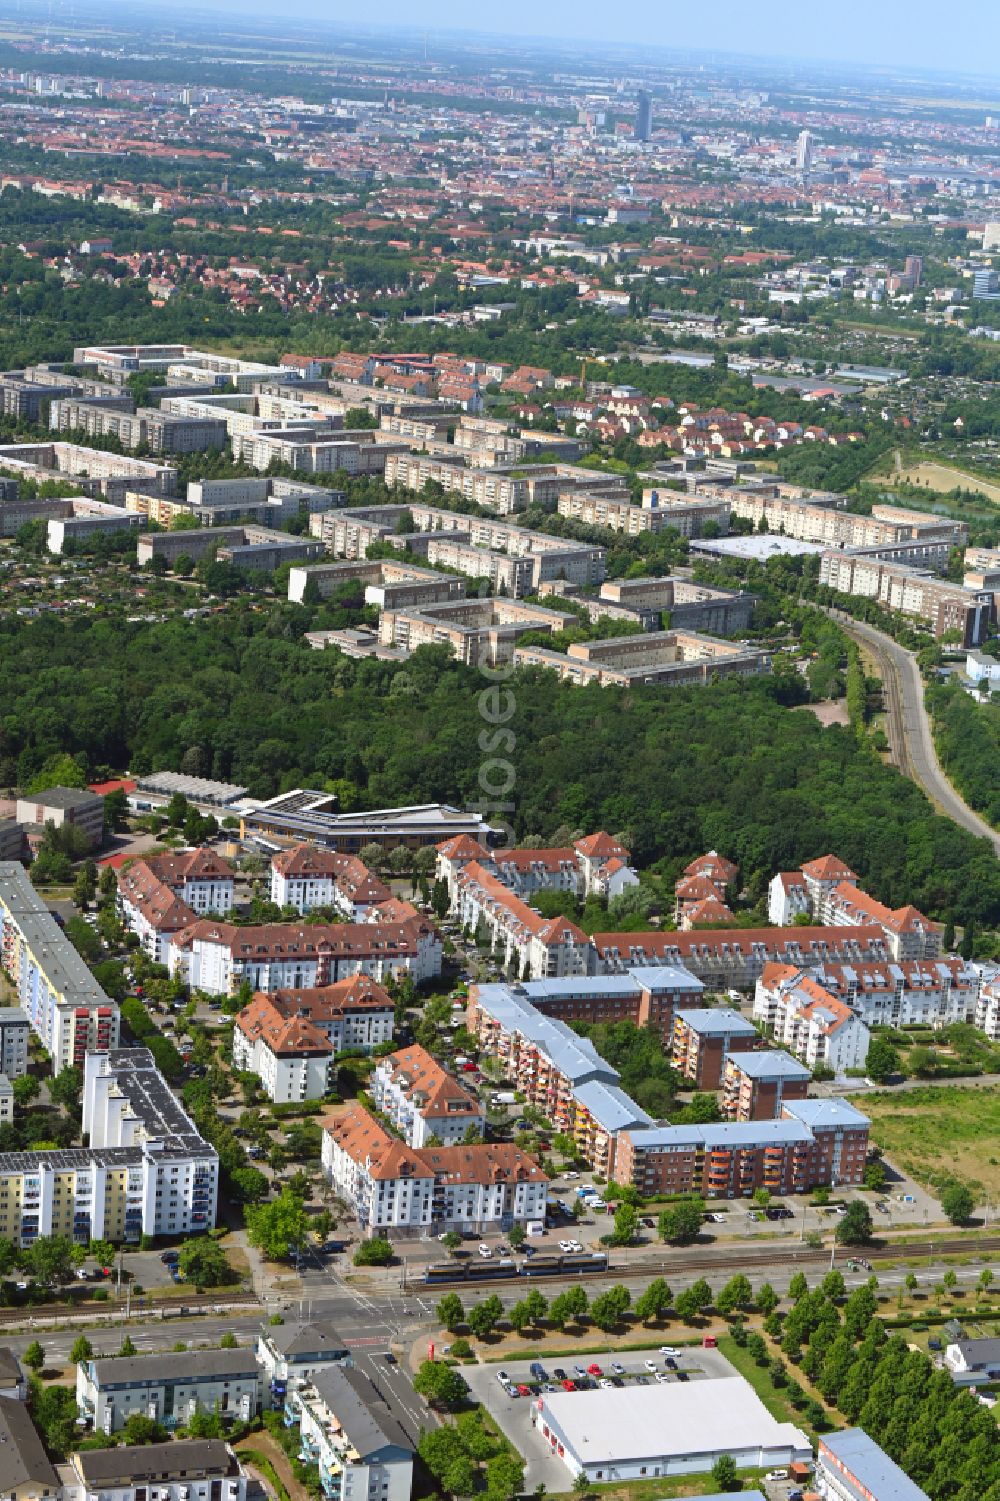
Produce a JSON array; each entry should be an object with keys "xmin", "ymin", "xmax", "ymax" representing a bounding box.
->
[
  {"xmin": 236, "ymin": 995, "xmax": 333, "ymax": 1057},
  {"xmin": 574, "ymin": 831, "xmax": 630, "ymax": 860},
  {"xmin": 801, "ymin": 854, "xmax": 857, "ymax": 882},
  {"xmin": 436, "ymin": 834, "xmax": 490, "ymax": 859},
  {"xmin": 378, "ymin": 1044, "xmax": 481, "ymax": 1120}
]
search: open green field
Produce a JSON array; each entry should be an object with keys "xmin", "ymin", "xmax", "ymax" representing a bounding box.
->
[
  {"xmin": 863, "ymin": 1085, "xmax": 1000, "ymax": 1196},
  {"xmin": 870, "ymin": 453, "xmax": 1000, "ymax": 506}
]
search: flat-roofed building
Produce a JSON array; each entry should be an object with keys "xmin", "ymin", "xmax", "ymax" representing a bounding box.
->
[
  {"xmin": 820, "ymin": 550, "xmax": 992, "ymax": 646},
  {"xmin": 16, "ymin": 786, "xmax": 104, "ymax": 848},
  {"xmin": 516, "ymin": 629, "xmax": 771, "ymax": 687},
  {"xmin": 534, "ymin": 1375, "xmax": 810, "ymax": 1482},
  {"xmin": 380, "ymin": 597, "xmax": 575, "ymax": 668},
  {"xmin": 0, "ymin": 861, "xmax": 118, "ymax": 1071}
]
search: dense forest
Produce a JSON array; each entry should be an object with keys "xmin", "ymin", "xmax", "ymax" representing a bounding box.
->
[{"xmin": 2, "ymin": 606, "xmax": 999, "ymax": 926}]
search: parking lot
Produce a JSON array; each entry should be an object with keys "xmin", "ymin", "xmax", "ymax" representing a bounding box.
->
[{"xmin": 463, "ymin": 1346, "xmax": 734, "ymax": 1491}]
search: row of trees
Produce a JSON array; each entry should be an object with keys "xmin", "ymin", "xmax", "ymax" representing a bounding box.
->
[{"xmin": 752, "ymin": 1277, "xmax": 1000, "ymax": 1501}]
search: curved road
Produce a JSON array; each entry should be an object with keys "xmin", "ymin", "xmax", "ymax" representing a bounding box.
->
[{"xmin": 829, "ymin": 610, "xmax": 1000, "ymax": 857}]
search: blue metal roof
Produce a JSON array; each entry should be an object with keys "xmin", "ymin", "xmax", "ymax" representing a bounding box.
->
[
  {"xmin": 820, "ymin": 1429, "xmax": 930, "ymax": 1501},
  {"xmin": 675, "ymin": 1006, "xmax": 757, "ymax": 1036}
]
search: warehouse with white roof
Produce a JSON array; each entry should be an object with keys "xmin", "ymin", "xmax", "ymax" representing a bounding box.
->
[{"xmin": 533, "ymin": 1376, "xmax": 811, "ymax": 1481}]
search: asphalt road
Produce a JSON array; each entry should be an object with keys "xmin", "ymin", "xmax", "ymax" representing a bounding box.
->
[{"xmin": 830, "ymin": 611, "xmax": 1000, "ymax": 854}]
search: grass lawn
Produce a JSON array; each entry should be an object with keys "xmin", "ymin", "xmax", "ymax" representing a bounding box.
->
[
  {"xmin": 575, "ymin": 1473, "xmax": 770, "ymax": 1500},
  {"xmin": 862, "ymin": 1085, "xmax": 1000, "ymax": 1196},
  {"xmin": 869, "ymin": 454, "xmax": 1000, "ymax": 505}
]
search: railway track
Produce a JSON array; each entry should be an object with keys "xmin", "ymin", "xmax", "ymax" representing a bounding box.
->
[
  {"xmin": 414, "ymin": 1234, "xmax": 1000, "ymax": 1287},
  {"xmin": 0, "ymin": 1287, "xmax": 260, "ymax": 1326}
]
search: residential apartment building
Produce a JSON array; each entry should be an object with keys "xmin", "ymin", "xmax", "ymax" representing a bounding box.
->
[
  {"xmin": 592, "ymin": 924, "xmax": 891, "ymax": 988},
  {"xmin": 597, "ymin": 577, "xmax": 755, "ymax": 636},
  {"xmin": 63, "ymin": 1441, "xmax": 247, "ymax": 1501},
  {"xmin": 83, "ymin": 1049, "xmax": 219, "ymax": 1239},
  {"xmin": 820, "ymin": 550, "xmax": 993, "ymax": 646},
  {"xmin": 232, "ymin": 995, "xmax": 333, "ymax": 1104},
  {"xmin": 255, "ymin": 1319, "xmax": 350, "ymax": 1408},
  {"xmin": 0, "ymin": 1049, "xmax": 216, "ymax": 1248},
  {"xmin": 245, "ymin": 977, "xmax": 394, "ymax": 1055},
  {"xmin": 284, "ymin": 1366, "xmax": 413, "ymax": 1501},
  {"xmin": 558, "ymin": 489, "xmax": 730, "ymax": 537},
  {"xmin": 451, "ymin": 861, "xmax": 592, "ymax": 979},
  {"xmin": 0, "ymin": 440, "xmax": 176, "ymax": 502},
  {"xmin": 117, "ymin": 847, "xmax": 235, "ymax": 962},
  {"xmin": 436, "ymin": 831, "xmax": 638, "ymax": 906},
  {"xmin": 0, "ymin": 1011, "xmax": 30, "ymax": 1080},
  {"xmin": 802, "ymin": 957, "xmax": 978, "ymax": 1029},
  {"xmin": 975, "ymin": 968, "xmax": 1000, "ymax": 1041},
  {"xmin": 49, "ymin": 398, "xmax": 229, "ymax": 453},
  {"xmin": 15, "ymin": 787, "xmax": 104, "ymax": 848},
  {"xmin": 816, "ymin": 880, "xmax": 940, "ymax": 961},
  {"xmin": 137, "ymin": 526, "xmax": 324, "ymax": 574},
  {"xmin": 269, "ymin": 846, "xmax": 390, "ymax": 917},
  {"xmin": 287, "ymin": 558, "xmax": 465, "ymax": 609},
  {"xmin": 617, "ymin": 1097, "xmax": 869, "ymax": 1197},
  {"xmin": 322, "ymin": 1105, "xmax": 548, "ymax": 1233},
  {"xmin": 728, "ymin": 485, "xmax": 966, "ymax": 550},
  {"xmin": 46, "ymin": 500, "xmax": 143, "ymax": 555},
  {"xmin": 378, "ymin": 596, "xmax": 574, "ymax": 668},
  {"xmin": 815, "ymin": 1429, "xmax": 930, "ymax": 1501},
  {"xmin": 470, "ymin": 969, "xmax": 701, "ymax": 1045},
  {"xmin": 312, "ymin": 502, "xmax": 605, "ymax": 591},
  {"xmin": 671, "ymin": 1008, "xmax": 759, "ymax": 1089},
  {"xmin": 516, "ymin": 630, "xmax": 772, "ymax": 688},
  {"xmin": 0, "ymin": 861, "xmax": 119, "ymax": 1072},
  {"xmin": 77, "ymin": 1349, "xmax": 262, "ymax": 1434},
  {"xmin": 467, "ymin": 983, "xmax": 662, "ymax": 1176},
  {"xmin": 753, "ymin": 967, "xmax": 871, "ymax": 1075},
  {"xmin": 0, "ymin": 1395, "xmax": 59, "ymax": 1501},
  {"xmin": 768, "ymin": 852, "xmax": 942, "ymax": 954},
  {"xmin": 722, "ymin": 1050, "xmax": 812, "ymax": 1121},
  {"xmin": 370, "ymin": 1045, "xmax": 484, "ymax": 1147},
  {"xmin": 166, "ymin": 915, "xmax": 441, "ymax": 995}
]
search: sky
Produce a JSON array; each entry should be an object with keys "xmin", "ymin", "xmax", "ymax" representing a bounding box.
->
[{"xmin": 178, "ymin": 0, "xmax": 1000, "ymax": 81}]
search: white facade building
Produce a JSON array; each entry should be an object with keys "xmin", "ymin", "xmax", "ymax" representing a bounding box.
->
[
  {"xmin": 754, "ymin": 966, "xmax": 871, "ymax": 1077},
  {"xmin": 370, "ymin": 1045, "xmax": 484, "ymax": 1148},
  {"xmin": 76, "ymin": 1349, "xmax": 262, "ymax": 1434},
  {"xmin": 269, "ymin": 846, "xmax": 390, "ymax": 918},
  {"xmin": 285, "ymin": 1367, "xmax": 413, "ymax": 1501},
  {"xmin": 322, "ymin": 1105, "xmax": 548, "ymax": 1233},
  {"xmin": 64, "ymin": 1441, "xmax": 248, "ymax": 1501},
  {"xmin": 0, "ymin": 861, "xmax": 119, "ymax": 1072}
]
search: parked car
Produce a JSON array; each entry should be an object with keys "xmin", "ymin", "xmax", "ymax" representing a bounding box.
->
[
  {"xmin": 478, "ymin": 1244, "xmax": 492, "ymax": 1258},
  {"xmin": 610, "ymin": 1362, "xmax": 625, "ymax": 1376},
  {"xmin": 497, "ymin": 1370, "xmax": 510, "ymax": 1386}
]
